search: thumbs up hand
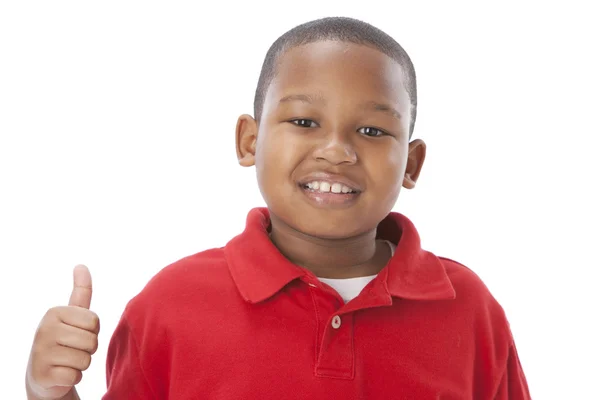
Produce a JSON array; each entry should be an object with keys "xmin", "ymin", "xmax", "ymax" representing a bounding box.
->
[{"xmin": 26, "ymin": 265, "xmax": 100, "ymax": 400}]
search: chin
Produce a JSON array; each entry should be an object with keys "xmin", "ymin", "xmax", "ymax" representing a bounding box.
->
[
  {"xmin": 264, "ymin": 193, "xmax": 387, "ymax": 239},
  {"xmin": 288, "ymin": 210, "xmax": 375, "ymax": 239}
]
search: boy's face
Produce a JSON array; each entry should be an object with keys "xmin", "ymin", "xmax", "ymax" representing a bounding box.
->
[{"xmin": 237, "ymin": 41, "xmax": 425, "ymax": 239}]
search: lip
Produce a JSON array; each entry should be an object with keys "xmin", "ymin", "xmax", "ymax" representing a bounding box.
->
[
  {"xmin": 297, "ymin": 172, "xmax": 363, "ymax": 192},
  {"xmin": 299, "ymin": 186, "xmax": 361, "ymax": 208},
  {"xmin": 296, "ymin": 171, "xmax": 363, "ymax": 209}
]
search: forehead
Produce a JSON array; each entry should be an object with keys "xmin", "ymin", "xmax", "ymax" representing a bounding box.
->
[{"xmin": 265, "ymin": 41, "xmax": 410, "ymax": 110}]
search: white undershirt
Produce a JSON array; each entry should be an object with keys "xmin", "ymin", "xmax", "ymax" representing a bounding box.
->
[{"xmin": 317, "ymin": 240, "xmax": 396, "ymax": 303}]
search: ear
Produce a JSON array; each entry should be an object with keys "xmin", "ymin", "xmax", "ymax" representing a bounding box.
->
[
  {"xmin": 236, "ymin": 114, "xmax": 258, "ymax": 167},
  {"xmin": 403, "ymin": 139, "xmax": 426, "ymax": 189}
]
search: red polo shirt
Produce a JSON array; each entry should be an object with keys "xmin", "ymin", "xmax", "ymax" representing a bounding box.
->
[{"xmin": 102, "ymin": 208, "xmax": 530, "ymax": 399}]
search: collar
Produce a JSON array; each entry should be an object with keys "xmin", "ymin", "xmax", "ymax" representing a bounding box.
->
[{"xmin": 225, "ymin": 208, "xmax": 456, "ymax": 305}]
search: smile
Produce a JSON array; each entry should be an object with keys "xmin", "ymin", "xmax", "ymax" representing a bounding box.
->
[
  {"xmin": 302, "ymin": 181, "xmax": 358, "ymax": 194},
  {"xmin": 298, "ymin": 181, "xmax": 361, "ymax": 208}
]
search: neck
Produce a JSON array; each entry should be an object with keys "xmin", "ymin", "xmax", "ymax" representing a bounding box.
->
[{"xmin": 269, "ymin": 214, "xmax": 390, "ymax": 279}]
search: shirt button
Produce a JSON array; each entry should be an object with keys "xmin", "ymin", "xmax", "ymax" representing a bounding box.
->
[{"xmin": 331, "ymin": 315, "xmax": 341, "ymax": 329}]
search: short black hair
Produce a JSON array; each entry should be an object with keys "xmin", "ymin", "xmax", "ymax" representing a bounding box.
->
[{"xmin": 253, "ymin": 17, "xmax": 418, "ymax": 137}]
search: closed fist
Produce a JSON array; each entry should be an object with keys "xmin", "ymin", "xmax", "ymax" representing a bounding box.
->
[{"xmin": 26, "ymin": 265, "xmax": 100, "ymax": 400}]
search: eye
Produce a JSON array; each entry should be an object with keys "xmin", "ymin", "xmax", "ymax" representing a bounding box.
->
[
  {"xmin": 290, "ymin": 119, "xmax": 318, "ymax": 128},
  {"xmin": 358, "ymin": 127, "xmax": 386, "ymax": 137}
]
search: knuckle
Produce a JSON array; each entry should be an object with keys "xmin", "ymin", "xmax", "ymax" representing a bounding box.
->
[
  {"xmin": 43, "ymin": 307, "xmax": 55, "ymax": 319},
  {"xmin": 30, "ymin": 345, "xmax": 43, "ymax": 361},
  {"xmin": 90, "ymin": 335, "xmax": 99, "ymax": 354},
  {"xmin": 31, "ymin": 344, "xmax": 51, "ymax": 366},
  {"xmin": 29, "ymin": 362, "xmax": 44, "ymax": 381},
  {"xmin": 32, "ymin": 329, "xmax": 44, "ymax": 345},
  {"xmin": 36, "ymin": 324, "xmax": 60, "ymax": 346},
  {"xmin": 38, "ymin": 308, "xmax": 62, "ymax": 333},
  {"xmin": 80, "ymin": 352, "xmax": 92, "ymax": 370},
  {"xmin": 35, "ymin": 322, "xmax": 51, "ymax": 340},
  {"xmin": 89, "ymin": 311, "xmax": 101, "ymax": 330},
  {"xmin": 31, "ymin": 363, "xmax": 53, "ymax": 387},
  {"xmin": 72, "ymin": 369, "xmax": 83, "ymax": 385},
  {"xmin": 45, "ymin": 306, "xmax": 63, "ymax": 320},
  {"xmin": 52, "ymin": 366, "xmax": 81, "ymax": 387}
]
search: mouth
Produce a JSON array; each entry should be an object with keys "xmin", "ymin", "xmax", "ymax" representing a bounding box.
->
[
  {"xmin": 297, "ymin": 177, "xmax": 362, "ymax": 208},
  {"xmin": 300, "ymin": 180, "xmax": 360, "ymax": 194}
]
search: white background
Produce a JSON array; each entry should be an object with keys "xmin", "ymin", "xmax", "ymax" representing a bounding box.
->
[{"xmin": 1, "ymin": 1, "xmax": 598, "ymax": 398}]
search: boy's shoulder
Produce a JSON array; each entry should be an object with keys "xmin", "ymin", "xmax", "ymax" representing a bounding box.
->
[
  {"xmin": 439, "ymin": 256, "xmax": 497, "ymax": 299},
  {"xmin": 125, "ymin": 246, "xmax": 235, "ymax": 313},
  {"xmin": 151, "ymin": 247, "xmax": 229, "ymax": 285},
  {"xmin": 437, "ymin": 255, "xmax": 510, "ymax": 324}
]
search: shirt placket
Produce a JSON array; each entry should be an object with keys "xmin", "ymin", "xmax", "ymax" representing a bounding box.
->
[{"xmin": 306, "ymin": 280, "xmax": 355, "ymax": 379}]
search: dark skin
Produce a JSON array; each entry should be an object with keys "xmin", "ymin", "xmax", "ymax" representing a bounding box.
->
[{"xmin": 236, "ymin": 41, "xmax": 426, "ymax": 279}]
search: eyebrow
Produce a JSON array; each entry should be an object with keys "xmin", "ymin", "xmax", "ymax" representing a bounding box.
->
[
  {"xmin": 363, "ymin": 101, "xmax": 403, "ymax": 121},
  {"xmin": 278, "ymin": 94, "xmax": 402, "ymax": 121},
  {"xmin": 278, "ymin": 93, "xmax": 325, "ymax": 105}
]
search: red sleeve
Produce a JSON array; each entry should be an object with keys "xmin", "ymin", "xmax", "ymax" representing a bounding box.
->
[
  {"xmin": 494, "ymin": 341, "xmax": 531, "ymax": 399},
  {"xmin": 101, "ymin": 311, "xmax": 156, "ymax": 400}
]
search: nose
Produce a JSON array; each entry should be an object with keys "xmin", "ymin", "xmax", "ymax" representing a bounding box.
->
[{"xmin": 312, "ymin": 132, "xmax": 358, "ymax": 165}]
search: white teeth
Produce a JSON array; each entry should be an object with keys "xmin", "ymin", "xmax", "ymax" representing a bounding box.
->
[{"xmin": 304, "ymin": 181, "xmax": 355, "ymax": 194}]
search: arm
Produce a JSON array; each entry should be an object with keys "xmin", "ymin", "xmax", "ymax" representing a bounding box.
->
[
  {"xmin": 101, "ymin": 310, "xmax": 156, "ymax": 400},
  {"xmin": 494, "ymin": 341, "xmax": 531, "ymax": 399}
]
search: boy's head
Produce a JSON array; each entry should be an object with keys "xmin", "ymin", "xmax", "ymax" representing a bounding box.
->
[
  {"xmin": 253, "ymin": 17, "xmax": 418, "ymax": 137},
  {"xmin": 236, "ymin": 17, "xmax": 426, "ymax": 239}
]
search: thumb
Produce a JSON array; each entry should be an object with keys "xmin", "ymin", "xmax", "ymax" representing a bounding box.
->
[{"xmin": 68, "ymin": 264, "xmax": 93, "ymax": 309}]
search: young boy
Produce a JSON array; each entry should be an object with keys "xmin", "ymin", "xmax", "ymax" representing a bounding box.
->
[{"xmin": 26, "ymin": 17, "xmax": 531, "ymax": 399}]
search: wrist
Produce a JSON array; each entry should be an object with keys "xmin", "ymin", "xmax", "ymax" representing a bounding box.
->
[{"xmin": 26, "ymin": 376, "xmax": 78, "ymax": 400}]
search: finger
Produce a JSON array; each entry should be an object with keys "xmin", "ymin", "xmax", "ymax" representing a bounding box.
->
[
  {"xmin": 57, "ymin": 306, "xmax": 100, "ymax": 334},
  {"xmin": 48, "ymin": 366, "xmax": 83, "ymax": 387},
  {"xmin": 56, "ymin": 323, "xmax": 99, "ymax": 354},
  {"xmin": 68, "ymin": 265, "xmax": 92, "ymax": 309},
  {"xmin": 50, "ymin": 346, "xmax": 92, "ymax": 372}
]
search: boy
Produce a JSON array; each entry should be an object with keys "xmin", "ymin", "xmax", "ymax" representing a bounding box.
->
[{"xmin": 26, "ymin": 17, "xmax": 531, "ymax": 399}]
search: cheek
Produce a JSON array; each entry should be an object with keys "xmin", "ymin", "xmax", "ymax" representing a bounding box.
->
[
  {"xmin": 367, "ymin": 145, "xmax": 407, "ymax": 183},
  {"xmin": 363, "ymin": 145, "xmax": 407, "ymax": 206},
  {"xmin": 255, "ymin": 130, "xmax": 305, "ymax": 186}
]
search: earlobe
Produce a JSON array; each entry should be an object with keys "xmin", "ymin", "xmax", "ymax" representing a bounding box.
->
[
  {"xmin": 236, "ymin": 114, "xmax": 258, "ymax": 167},
  {"xmin": 403, "ymin": 139, "xmax": 426, "ymax": 189}
]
